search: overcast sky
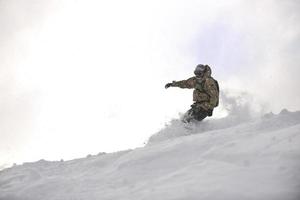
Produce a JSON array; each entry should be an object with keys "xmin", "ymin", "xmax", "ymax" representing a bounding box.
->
[{"xmin": 1, "ymin": 0, "xmax": 299, "ymax": 168}]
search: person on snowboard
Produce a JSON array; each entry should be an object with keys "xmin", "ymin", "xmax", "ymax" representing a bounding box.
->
[{"xmin": 165, "ymin": 64, "xmax": 219, "ymax": 122}]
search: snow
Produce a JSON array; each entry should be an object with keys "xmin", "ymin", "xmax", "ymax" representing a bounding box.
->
[{"xmin": 1, "ymin": 110, "xmax": 300, "ymax": 200}]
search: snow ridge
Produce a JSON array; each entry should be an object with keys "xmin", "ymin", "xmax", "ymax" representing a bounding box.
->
[
  {"xmin": 148, "ymin": 109, "xmax": 300, "ymax": 144},
  {"xmin": 0, "ymin": 110, "xmax": 300, "ymax": 200}
]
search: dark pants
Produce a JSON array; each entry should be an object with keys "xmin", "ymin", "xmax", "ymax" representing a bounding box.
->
[{"xmin": 183, "ymin": 103, "xmax": 213, "ymax": 123}]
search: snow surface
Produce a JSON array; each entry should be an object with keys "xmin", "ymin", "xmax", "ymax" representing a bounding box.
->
[{"xmin": 1, "ymin": 110, "xmax": 300, "ymax": 200}]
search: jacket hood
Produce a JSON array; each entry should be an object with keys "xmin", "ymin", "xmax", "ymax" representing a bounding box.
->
[{"xmin": 204, "ymin": 65, "xmax": 212, "ymax": 78}]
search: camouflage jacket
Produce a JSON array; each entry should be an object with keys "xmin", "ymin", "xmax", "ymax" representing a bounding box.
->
[{"xmin": 172, "ymin": 68, "xmax": 219, "ymax": 111}]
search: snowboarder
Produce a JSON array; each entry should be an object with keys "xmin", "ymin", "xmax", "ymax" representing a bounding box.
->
[{"xmin": 165, "ymin": 64, "xmax": 219, "ymax": 123}]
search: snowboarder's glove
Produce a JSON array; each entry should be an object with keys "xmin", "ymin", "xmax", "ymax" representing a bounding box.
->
[{"xmin": 165, "ymin": 82, "xmax": 174, "ymax": 89}]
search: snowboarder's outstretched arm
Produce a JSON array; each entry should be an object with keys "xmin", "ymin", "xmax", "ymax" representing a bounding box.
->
[{"xmin": 165, "ymin": 77, "xmax": 196, "ymax": 89}]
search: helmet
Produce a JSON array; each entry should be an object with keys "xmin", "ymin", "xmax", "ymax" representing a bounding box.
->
[{"xmin": 194, "ymin": 64, "xmax": 207, "ymax": 77}]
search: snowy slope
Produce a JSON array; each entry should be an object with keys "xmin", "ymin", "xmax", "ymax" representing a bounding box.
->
[{"xmin": 0, "ymin": 110, "xmax": 300, "ymax": 200}]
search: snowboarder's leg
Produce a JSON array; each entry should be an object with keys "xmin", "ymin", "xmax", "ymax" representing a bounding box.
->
[
  {"xmin": 182, "ymin": 103, "xmax": 210, "ymax": 123},
  {"xmin": 182, "ymin": 108, "xmax": 194, "ymax": 123},
  {"xmin": 193, "ymin": 108, "xmax": 208, "ymax": 121}
]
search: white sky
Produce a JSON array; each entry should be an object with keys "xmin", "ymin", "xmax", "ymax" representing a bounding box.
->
[{"xmin": 1, "ymin": 0, "xmax": 300, "ymax": 168}]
